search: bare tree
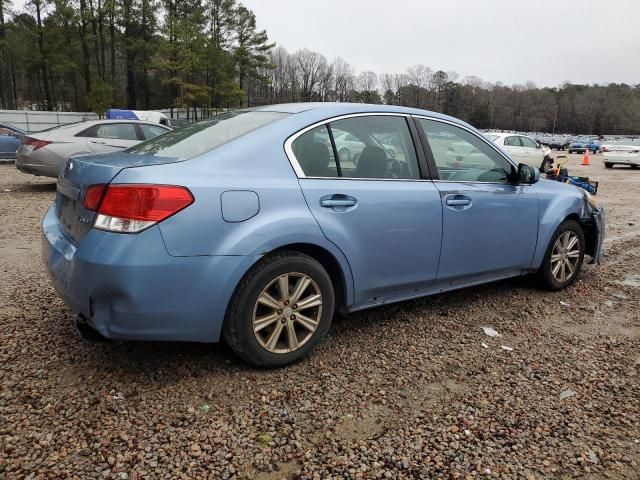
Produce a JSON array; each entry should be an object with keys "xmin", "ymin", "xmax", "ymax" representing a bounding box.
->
[
  {"xmin": 292, "ymin": 48, "xmax": 327, "ymax": 102},
  {"xmin": 331, "ymin": 57, "xmax": 353, "ymax": 103}
]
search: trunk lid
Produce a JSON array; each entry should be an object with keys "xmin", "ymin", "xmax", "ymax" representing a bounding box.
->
[{"xmin": 55, "ymin": 152, "xmax": 180, "ymax": 243}]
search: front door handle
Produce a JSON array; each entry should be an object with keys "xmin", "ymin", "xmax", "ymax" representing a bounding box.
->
[{"xmin": 320, "ymin": 194, "xmax": 357, "ymax": 210}]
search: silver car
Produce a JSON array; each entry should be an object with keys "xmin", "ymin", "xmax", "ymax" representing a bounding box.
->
[{"xmin": 16, "ymin": 120, "xmax": 170, "ymax": 177}]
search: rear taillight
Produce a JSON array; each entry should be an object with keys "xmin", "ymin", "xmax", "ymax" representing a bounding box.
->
[
  {"xmin": 84, "ymin": 184, "xmax": 194, "ymax": 233},
  {"xmin": 83, "ymin": 184, "xmax": 106, "ymax": 211},
  {"xmin": 24, "ymin": 137, "xmax": 52, "ymax": 150}
]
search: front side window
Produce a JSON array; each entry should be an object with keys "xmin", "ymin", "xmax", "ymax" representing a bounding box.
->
[
  {"xmin": 419, "ymin": 119, "xmax": 513, "ymax": 183},
  {"xmin": 520, "ymin": 137, "xmax": 538, "ymax": 148},
  {"xmin": 95, "ymin": 123, "xmax": 138, "ymax": 140},
  {"xmin": 128, "ymin": 111, "xmax": 288, "ymax": 159},
  {"xmin": 292, "ymin": 115, "xmax": 421, "ymax": 180}
]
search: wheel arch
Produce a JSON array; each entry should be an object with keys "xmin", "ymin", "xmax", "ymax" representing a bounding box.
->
[{"xmin": 267, "ymin": 243, "xmax": 351, "ymax": 313}]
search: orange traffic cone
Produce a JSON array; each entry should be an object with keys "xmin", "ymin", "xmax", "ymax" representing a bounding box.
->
[{"xmin": 581, "ymin": 149, "xmax": 590, "ymax": 166}]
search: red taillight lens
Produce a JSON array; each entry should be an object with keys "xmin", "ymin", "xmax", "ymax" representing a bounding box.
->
[
  {"xmin": 99, "ymin": 185, "xmax": 194, "ymax": 221},
  {"xmin": 83, "ymin": 184, "xmax": 106, "ymax": 211},
  {"xmin": 24, "ymin": 137, "xmax": 52, "ymax": 150},
  {"xmin": 89, "ymin": 184, "xmax": 194, "ymax": 233}
]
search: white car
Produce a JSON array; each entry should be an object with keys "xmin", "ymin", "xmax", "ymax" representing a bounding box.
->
[
  {"xmin": 603, "ymin": 150, "xmax": 640, "ymax": 169},
  {"xmin": 484, "ymin": 132, "xmax": 552, "ymax": 170},
  {"xmin": 15, "ymin": 120, "xmax": 170, "ymax": 177}
]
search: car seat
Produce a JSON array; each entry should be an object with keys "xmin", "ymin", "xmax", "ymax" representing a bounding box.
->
[
  {"xmin": 300, "ymin": 142, "xmax": 333, "ymax": 177},
  {"xmin": 355, "ymin": 146, "xmax": 388, "ymax": 178}
]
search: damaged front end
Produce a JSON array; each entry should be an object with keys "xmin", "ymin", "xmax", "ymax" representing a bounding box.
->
[{"xmin": 580, "ymin": 191, "xmax": 605, "ymax": 264}]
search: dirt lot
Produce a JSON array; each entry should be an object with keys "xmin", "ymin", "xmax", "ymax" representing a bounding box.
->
[{"xmin": 0, "ymin": 154, "xmax": 639, "ymax": 480}]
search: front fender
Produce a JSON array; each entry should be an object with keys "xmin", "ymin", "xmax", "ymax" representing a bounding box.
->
[{"xmin": 531, "ymin": 181, "xmax": 585, "ymax": 269}]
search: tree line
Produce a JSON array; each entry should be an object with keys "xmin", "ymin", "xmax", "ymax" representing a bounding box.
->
[{"xmin": 1, "ymin": 1, "xmax": 639, "ymax": 134}]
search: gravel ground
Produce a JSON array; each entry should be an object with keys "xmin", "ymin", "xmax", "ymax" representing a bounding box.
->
[{"xmin": 1, "ymin": 154, "xmax": 639, "ymax": 480}]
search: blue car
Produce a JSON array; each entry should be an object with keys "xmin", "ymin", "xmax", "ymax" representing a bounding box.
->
[
  {"xmin": 43, "ymin": 104, "xmax": 605, "ymax": 366},
  {"xmin": 568, "ymin": 138, "xmax": 600, "ymax": 154},
  {"xmin": 0, "ymin": 122, "xmax": 26, "ymax": 159}
]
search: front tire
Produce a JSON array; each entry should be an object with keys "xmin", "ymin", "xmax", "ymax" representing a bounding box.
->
[
  {"xmin": 223, "ymin": 251, "xmax": 335, "ymax": 367},
  {"xmin": 539, "ymin": 220, "xmax": 585, "ymax": 291},
  {"xmin": 604, "ymin": 162, "xmax": 613, "ymax": 169}
]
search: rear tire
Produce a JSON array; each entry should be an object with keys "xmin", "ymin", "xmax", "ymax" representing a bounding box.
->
[
  {"xmin": 223, "ymin": 251, "xmax": 334, "ymax": 367},
  {"xmin": 604, "ymin": 162, "xmax": 613, "ymax": 169},
  {"xmin": 538, "ymin": 220, "xmax": 585, "ymax": 291}
]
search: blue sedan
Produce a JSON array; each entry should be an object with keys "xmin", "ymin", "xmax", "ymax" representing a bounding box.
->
[
  {"xmin": 0, "ymin": 122, "xmax": 25, "ymax": 159},
  {"xmin": 42, "ymin": 103, "xmax": 605, "ymax": 367}
]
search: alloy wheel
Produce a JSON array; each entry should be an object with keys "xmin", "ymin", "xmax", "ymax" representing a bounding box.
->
[
  {"xmin": 252, "ymin": 273, "xmax": 323, "ymax": 354},
  {"xmin": 550, "ymin": 231, "xmax": 581, "ymax": 283}
]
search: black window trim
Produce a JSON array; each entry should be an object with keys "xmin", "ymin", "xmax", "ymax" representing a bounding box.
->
[
  {"xmin": 284, "ymin": 112, "xmax": 431, "ymax": 182},
  {"xmin": 412, "ymin": 115, "xmax": 518, "ymax": 184}
]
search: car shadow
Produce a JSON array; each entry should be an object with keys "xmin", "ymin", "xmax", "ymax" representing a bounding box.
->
[
  {"xmin": 3, "ymin": 180, "xmax": 57, "ymax": 193},
  {"xmin": 70, "ymin": 276, "xmax": 534, "ymax": 382}
]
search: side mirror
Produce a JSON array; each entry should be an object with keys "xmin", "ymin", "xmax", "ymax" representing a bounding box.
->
[{"xmin": 517, "ymin": 163, "xmax": 539, "ymax": 184}]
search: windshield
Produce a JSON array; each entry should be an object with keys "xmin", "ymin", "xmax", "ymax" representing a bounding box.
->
[{"xmin": 127, "ymin": 111, "xmax": 288, "ymax": 159}]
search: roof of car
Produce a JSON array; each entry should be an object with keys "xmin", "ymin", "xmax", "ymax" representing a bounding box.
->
[{"xmin": 250, "ymin": 102, "xmax": 475, "ymax": 130}]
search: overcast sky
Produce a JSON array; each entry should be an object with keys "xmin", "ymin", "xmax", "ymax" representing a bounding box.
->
[
  {"xmin": 11, "ymin": 0, "xmax": 640, "ymax": 87},
  {"xmin": 241, "ymin": 0, "xmax": 639, "ymax": 87}
]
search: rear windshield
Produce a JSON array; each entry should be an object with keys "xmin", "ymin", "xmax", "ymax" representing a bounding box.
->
[
  {"xmin": 126, "ymin": 111, "xmax": 288, "ymax": 159},
  {"xmin": 483, "ymin": 134, "xmax": 499, "ymax": 141}
]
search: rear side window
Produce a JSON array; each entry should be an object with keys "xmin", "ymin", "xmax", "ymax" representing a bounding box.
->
[
  {"xmin": 504, "ymin": 136, "xmax": 522, "ymax": 147},
  {"xmin": 94, "ymin": 123, "xmax": 138, "ymax": 140},
  {"xmin": 291, "ymin": 115, "xmax": 421, "ymax": 180},
  {"xmin": 140, "ymin": 124, "xmax": 169, "ymax": 140},
  {"xmin": 291, "ymin": 125, "xmax": 339, "ymax": 178},
  {"xmin": 128, "ymin": 111, "xmax": 288, "ymax": 159}
]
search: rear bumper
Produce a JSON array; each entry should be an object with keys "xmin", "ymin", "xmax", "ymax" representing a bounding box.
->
[
  {"xmin": 42, "ymin": 204, "xmax": 258, "ymax": 342},
  {"xmin": 16, "ymin": 153, "xmax": 61, "ymax": 177}
]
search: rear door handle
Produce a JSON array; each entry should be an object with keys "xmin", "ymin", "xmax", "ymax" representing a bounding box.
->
[
  {"xmin": 321, "ymin": 199, "xmax": 357, "ymax": 207},
  {"xmin": 446, "ymin": 198, "xmax": 471, "ymax": 206},
  {"xmin": 445, "ymin": 194, "xmax": 472, "ymax": 211},
  {"xmin": 320, "ymin": 194, "xmax": 357, "ymax": 210},
  {"xmin": 90, "ymin": 140, "xmax": 106, "ymax": 145}
]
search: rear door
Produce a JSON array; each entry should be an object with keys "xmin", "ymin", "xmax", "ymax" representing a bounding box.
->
[
  {"xmin": 87, "ymin": 123, "xmax": 141, "ymax": 153},
  {"xmin": 416, "ymin": 118, "xmax": 539, "ymax": 283},
  {"xmin": 290, "ymin": 114, "xmax": 442, "ymax": 306}
]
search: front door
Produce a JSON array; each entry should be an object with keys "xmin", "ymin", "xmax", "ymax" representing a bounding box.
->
[
  {"xmin": 290, "ymin": 115, "xmax": 442, "ymax": 306},
  {"xmin": 417, "ymin": 118, "xmax": 539, "ymax": 283}
]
